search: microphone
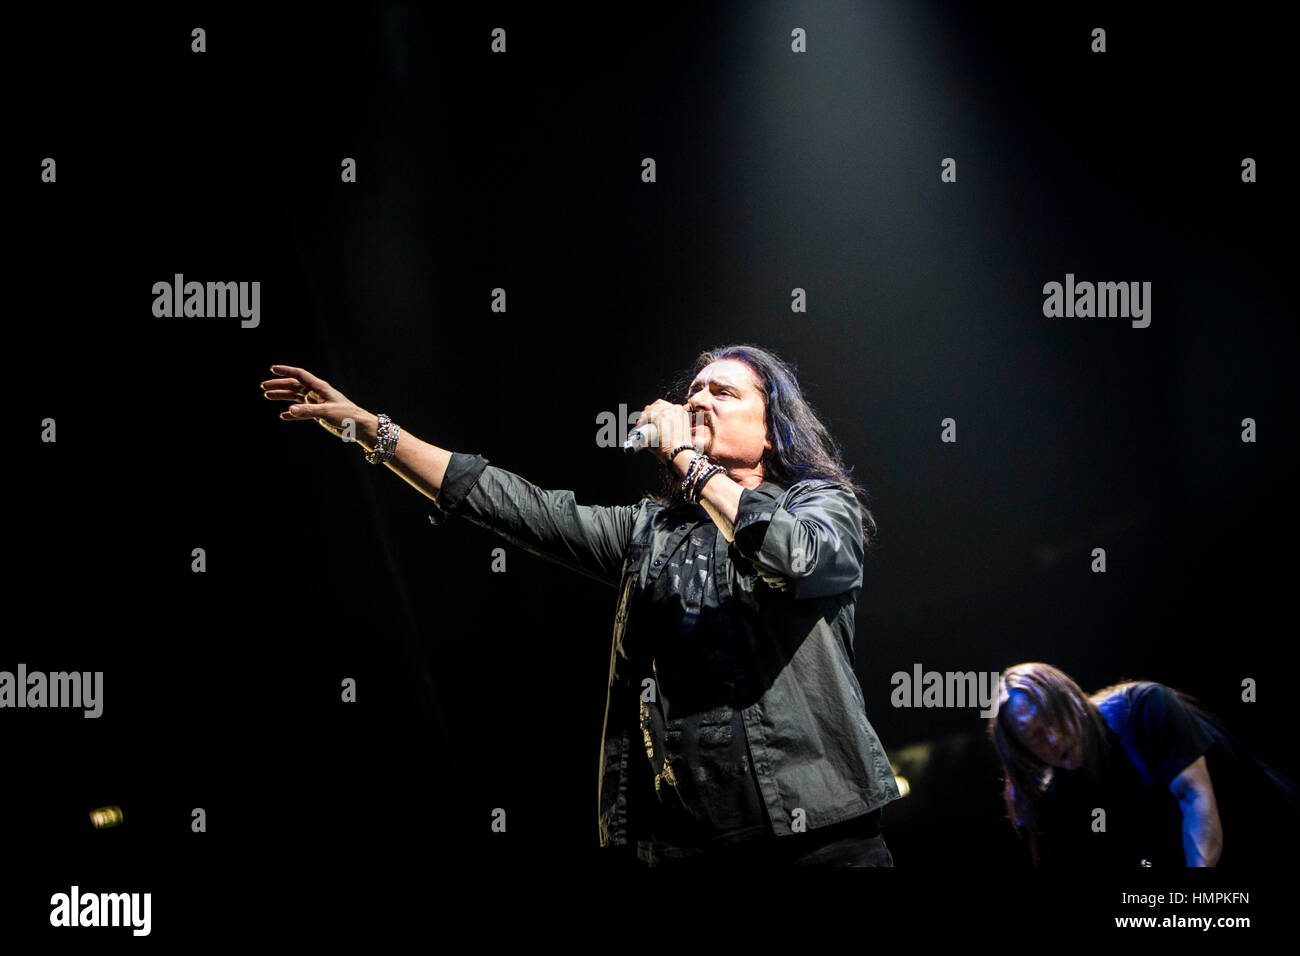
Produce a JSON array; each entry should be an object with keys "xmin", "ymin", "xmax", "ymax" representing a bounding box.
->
[
  {"xmin": 623, "ymin": 411, "xmax": 707, "ymax": 453},
  {"xmin": 622, "ymin": 421, "xmax": 658, "ymax": 454}
]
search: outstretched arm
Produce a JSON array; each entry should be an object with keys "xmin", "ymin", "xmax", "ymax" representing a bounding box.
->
[
  {"xmin": 264, "ymin": 364, "xmax": 455, "ymax": 499},
  {"xmin": 431, "ymin": 455, "xmax": 636, "ymax": 587},
  {"xmin": 264, "ymin": 364, "xmax": 635, "ymax": 587}
]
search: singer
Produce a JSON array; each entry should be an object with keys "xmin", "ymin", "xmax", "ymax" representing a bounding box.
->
[{"xmin": 262, "ymin": 344, "xmax": 900, "ymax": 867}]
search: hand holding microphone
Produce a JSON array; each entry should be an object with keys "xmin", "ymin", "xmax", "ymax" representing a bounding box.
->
[{"xmin": 624, "ymin": 400, "xmax": 706, "ymax": 466}]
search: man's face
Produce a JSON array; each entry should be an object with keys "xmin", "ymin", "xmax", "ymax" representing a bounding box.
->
[
  {"xmin": 685, "ymin": 359, "xmax": 772, "ymax": 470},
  {"xmin": 1006, "ymin": 691, "xmax": 1084, "ymax": 770}
]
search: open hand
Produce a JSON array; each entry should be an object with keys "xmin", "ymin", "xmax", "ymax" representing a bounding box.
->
[{"xmin": 261, "ymin": 364, "xmax": 373, "ymax": 442}]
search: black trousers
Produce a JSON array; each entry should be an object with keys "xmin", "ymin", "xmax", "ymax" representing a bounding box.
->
[{"xmin": 644, "ymin": 810, "xmax": 893, "ymax": 868}]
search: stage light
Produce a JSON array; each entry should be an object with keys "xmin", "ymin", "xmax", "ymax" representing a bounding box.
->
[{"xmin": 89, "ymin": 806, "xmax": 124, "ymax": 829}]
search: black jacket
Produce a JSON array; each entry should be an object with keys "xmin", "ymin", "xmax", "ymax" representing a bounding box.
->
[{"xmin": 429, "ymin": 453, "xmax": 900, "ymax": 848}]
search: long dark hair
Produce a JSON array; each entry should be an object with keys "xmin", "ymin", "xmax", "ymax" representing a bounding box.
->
[
  {"xmin": 654, "ymin": 343, "xmax": 878, "ymax": 548},
  {"xmin": 988, "ymin": 663, "xmax": 1112, "ymax": 864}
]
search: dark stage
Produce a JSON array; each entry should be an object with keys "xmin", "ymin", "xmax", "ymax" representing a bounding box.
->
[{"xmin": 7, "ymin": 1, "xmax": 1294, "ymax": 941}]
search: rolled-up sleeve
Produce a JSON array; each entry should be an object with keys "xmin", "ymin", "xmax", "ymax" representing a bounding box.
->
[
  {"xmin": 427, "ymin": 453, "xmax": 636, "ymax": 588},
  {"xmin": 732, "ymin": 480, "xmax": 864, "ymax": 600},
  {"xmin": 427, "ymin": 452, "xmax": 492, "ymax": 521}
]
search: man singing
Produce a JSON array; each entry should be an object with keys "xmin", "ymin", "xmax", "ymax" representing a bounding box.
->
[{"xmin": 262, "ymin": 344, "xmax": 900, "ymax": 867}]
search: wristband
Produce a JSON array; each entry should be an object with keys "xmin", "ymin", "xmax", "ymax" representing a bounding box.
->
[
  {"xmin": 687, "ymin": 463, "xmax": 726, "ymax": 503},
  {"xmin": 365, "ymin": 413, "xmax": 400, "ymax": 464}
]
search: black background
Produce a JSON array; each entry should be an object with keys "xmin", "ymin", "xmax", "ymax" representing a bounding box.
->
[{"xmin": 8, "ymin": 1, "xmax": 1293, "ymax": 940}]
